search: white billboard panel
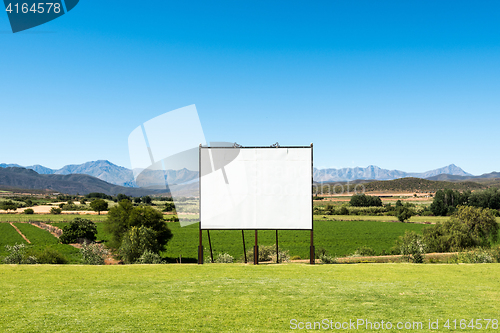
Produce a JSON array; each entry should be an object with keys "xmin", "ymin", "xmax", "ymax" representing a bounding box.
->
[{"xmin": 200, "ymin": 147, "xmax": 312, "ymax": 230}]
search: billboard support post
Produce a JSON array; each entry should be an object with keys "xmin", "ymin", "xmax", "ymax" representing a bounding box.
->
[
  {"xmin": 208, "ymin": 230, "xmax": 214, "ymax": 263},
  {"xmin": 276, "ymin": 230, "xmax": 279, "ymax": 263},
  {"xmin": 254, "ymin": 230, "xmax": 258, "ymax": 265},
  {"xmin": 242, "ymin": 231, "xmax": 247, "ymax": 263},
  {"xmin": 310, "ymin": 143, "xmax": 315, "ymax": 265},
  {"xmin": 198, "ymin": 143, "xmax": 203, "ymax": 265},
  {"xmin": 198, "ymin": 229, "xmax": 203, "ymax": 265}
]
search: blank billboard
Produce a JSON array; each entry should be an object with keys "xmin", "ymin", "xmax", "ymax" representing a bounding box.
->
[{"xmin": 200, "ymin": 147, "xmax": 312, "ymax": 230}]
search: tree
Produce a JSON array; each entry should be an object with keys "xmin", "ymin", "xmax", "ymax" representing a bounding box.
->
[
  {"xmin": 1, "ymin": 200, "xmax": 19, "ymax": 213},
  {"xmin": 117, "ymin": 194, "xmax": 131, "ymax": 202},
  {"xmin": 134, "ymin": 197, "xmax": 142, "ymax": 204},
  {"xmin": 430, "ymin": 189, "xmax": 470, "ymax": 216},
  {"xmin": 50, "ymin": 207, "xmax": 62, "ymax": 215},
  {"xmin": 60, "ymin": 218, "xmax": 98, "ymax": 244},
  {"xmin": 90, "ymin": 199, "xmax": 108, "ymax": 215},
  {"xmin": 396, "ymin": 205, "xmax": 414, "ymax": 222},
  {"xmin": 452, "ymin": 205, "xmax": 499, "ymax": 247},
  {"xmin": 469, "ymin": 187, "xmax": 500, "ymax": 210},
  {"xmin": 163, "ymin": 202, "xmax": 175, "ymax": 212},
  {"xmin": 104, "ymin": 200, "xmax": 173, "ymax": 252},
  {"xmin": 119, "ymin": 226, "xmax": 159, "ymax": 264},
  {"xmin": 142, "ymin": 196, "xmax": 152, "ymax": 205},
  {"xmin": 349, "ymin": 194, "xmax": 382, "ymax": 207},
  {"xmin": 23, "ymin": 208, "xmax": 35, "ymax": 215},
  {"xmin": 423, "ymin": 205, "xmax": 499, "ymax": 252}
]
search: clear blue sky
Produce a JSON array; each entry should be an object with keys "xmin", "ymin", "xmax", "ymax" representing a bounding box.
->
[{"xmin": 1, "ymin": 1, "xmax": 499, "ymax": 175}]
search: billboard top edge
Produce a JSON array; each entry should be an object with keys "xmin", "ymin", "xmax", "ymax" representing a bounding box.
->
[{"xmin": 200, "ymin": 146, "xmax": 312, "ymax": 149}]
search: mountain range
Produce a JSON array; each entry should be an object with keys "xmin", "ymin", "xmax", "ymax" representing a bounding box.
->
[
  {"xmin": 1, "ymin": 160, "xmax": 497, "ymax": 194},
  {"xmin": 313, "ymin": 164, "xmax": 473, "ymax": 182},
  {"xmin": 0, "ymin": 167, "xmax": 167, "ymax": 196}
]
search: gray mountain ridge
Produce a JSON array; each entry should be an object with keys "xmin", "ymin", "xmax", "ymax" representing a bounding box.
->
[{"xmin": 0, "ymin": 161, "xmax": 478, "ymax": 186}]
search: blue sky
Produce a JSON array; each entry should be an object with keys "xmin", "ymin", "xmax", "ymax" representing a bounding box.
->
[{"xmin": 1, "ymin": 1, "xmax": 499, "ymax": 175}]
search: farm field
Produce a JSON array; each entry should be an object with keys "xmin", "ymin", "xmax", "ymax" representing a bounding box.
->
[
  {"xmin": 0, "ymin": 214, "xmax": 108, "ymax": 223},
  {"xmin": 161, "ymin": 220, "xmax": 429, "ymax": 261},
  {"xmin": 0, "ymin": 223, "xmax": 27, "ymax": 257},
  {"xmin": 315, "ymin": 214, "xmax": 453, "ymax": 223},
  {"xmin": 0, "ymin": 264, "xmax": 499, "ymax": 332},
  {"xmin": 47, "ymin": 220, "xmax": 429, "ymax": 261},
  {"xmin": 0, "ymin": 223, "xmax": 81, "ymax": 263}
]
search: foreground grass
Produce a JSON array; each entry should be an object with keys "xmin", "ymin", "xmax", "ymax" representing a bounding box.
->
[{"xmin": 0, "ymin": 264, "xmax": 499, "ymax": 332}]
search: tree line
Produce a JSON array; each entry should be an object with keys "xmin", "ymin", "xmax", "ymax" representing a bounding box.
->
[{"xmin": 430, "ymin": 188, "xmax": 500, "ymax": 216}]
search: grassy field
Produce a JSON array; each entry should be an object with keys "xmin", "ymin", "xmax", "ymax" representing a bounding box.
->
[
  {"xmin": 0, "ymin": 223, "xmax": 27, "ymax": 257},
  {"xmin": 315, "ymin": 214, "xmax": 451, "ymax": 223},
  {"xmin": 47, "ymin": 220, "xmax": 428, "ymax": 261},
  {"xmin": 161, "ymin": 220, "xmax": 428, "ymax": 261},
  {"xmin": 0, "ymin": 264, "xmax": 499, "ymax": 332},
  {"xmin": 5, "ymin": 223, "xmax": 81, "ymax": 263}
]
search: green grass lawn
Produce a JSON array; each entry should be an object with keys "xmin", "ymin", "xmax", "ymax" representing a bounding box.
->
[
  {"xmin": 0, "ymin": 264, "xmax": 499, "ymax": 332},
  {"xmin": 10, "ymin": 223, "xmax": 81, "ymax": 263}
]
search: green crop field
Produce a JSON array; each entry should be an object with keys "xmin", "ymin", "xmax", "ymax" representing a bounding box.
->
[
  {"xmin": 0, "ymin": 223, "xmax": 28, "ymax": 257},
  {"xmin": 7, "ymin": 223, "xmax": 81, "ymax": 263},
  {"xmin": 160, "ymin": 220, "xmax": 428, "ymax": 261},
  {"xmin": 0, "ymin": 264, "xmax": 499, "ymax": 332},
  {"xmin": 46, "ymin": 220, "xmax": 428, "ymax": 261}
]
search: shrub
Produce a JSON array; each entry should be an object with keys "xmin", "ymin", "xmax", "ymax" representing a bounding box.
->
[
  {"xmin": 60, "ymin": 218, "xmax": 98, "ymax": 244},
  {"xmin": 80, "ymin": 241, "xmax": 106, "ymax": 265},
  {"xmin": 353, "ymin": 246, "xmax": 375, "ymax": 257},
  {"xmin": 210, "ymin": 253, "xmax": 234, "ymax": 263},
  {"xmin": 339, "ymin": 206, "xmax": 349, "ymax": 215},
  {"xmin": 290, "ymin": 255, "xmax": 301, "ymax": 260},
  {"xmin": 245, "ymin": 244, "xmax": 289, "ymax": 262},
  {"xmin": 270, "ymin": 249, "xmax": 290, "ymax": 263},
  {"xmin": 319, "ymin": 254, "xmax": 337, "ymax": 264},
  {"xmin": 450, "ymin": 248, "xmax": 495, "ymax": 263},
  {"xmin": 50, "ymin": 207, "xmax": 62, "ymax": 215},
  {"xmin": 396, "ymin": 206, "xmax": 414, "ymax": 222},
  {"xmin": 394, "ymin": 231, "xmax": 426, "ymax": 263},
  {"xmin": 119, "ymin": 226, "xmax": 160, "ymax": 264},
  {"xmin": 136, "ymin": 250, "xmax": 164, "ymax": 264},
  {"xmin": 3, "ymin": 244, "xmax": 38, "ymax": 264},
  {"xmin": 24, "ymin": 208, "xmax": 35, "ymax": 215},
  {"xmin": 29, "ymin": 247, "xmax": 68, "ymax": 264}
]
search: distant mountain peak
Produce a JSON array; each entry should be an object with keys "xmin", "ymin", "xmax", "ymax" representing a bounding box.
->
[{"xmin": 314, "ymin": 164, "xmax": 472, "ymax": 182}]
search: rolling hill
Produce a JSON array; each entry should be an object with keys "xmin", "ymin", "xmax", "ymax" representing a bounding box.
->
[{"xmin": 0, "ymin": 167, "xmax": 168, "ymax": 196}]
